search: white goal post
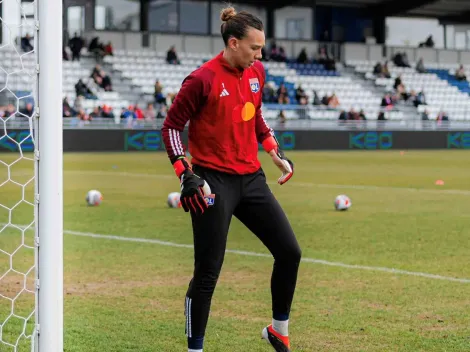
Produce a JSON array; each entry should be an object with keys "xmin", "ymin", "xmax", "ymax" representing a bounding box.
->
[
  {"xmin": 36, "ymin": 0, "xmax": 63, "ymax": 350},
  {"xmin": 0, "ymin": 0, "xmax": 63, "ymax": 351}
]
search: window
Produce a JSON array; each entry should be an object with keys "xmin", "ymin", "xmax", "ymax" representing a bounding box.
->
[
  {"xmin": 95, "ymin": 0, "xmax": 139, "ymax": 31},
  {"xmin": 274, "ymin": 6, "xmax": 312, "ymax": 40},
  {"xmin": 148, "ymin": 0, "xmax": 178, "ymax": 33},
  {"xmin": 179, "ymin": 0, "xmax": 209, "ymax": 34},
  {"xmin": 211, "ymin": 2, "xmax": 266, "ymax": 35}
]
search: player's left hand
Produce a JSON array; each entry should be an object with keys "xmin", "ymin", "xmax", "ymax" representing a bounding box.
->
[{"xmin": 269, "ymin": 148, "xmax": 294, "ymax": 185}]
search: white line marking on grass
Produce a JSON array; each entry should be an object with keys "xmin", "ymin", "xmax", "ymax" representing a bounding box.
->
[
  {"xmin": 66, "ymin": 228, "xmax": 470, "ymax": 284},
  {"xmin": 65, "ymin": 170, "xmax": 470, "ymax": 196},
  {"xmin": 4, "ymin": 223, "xmax": 470, "ymax": 283}
]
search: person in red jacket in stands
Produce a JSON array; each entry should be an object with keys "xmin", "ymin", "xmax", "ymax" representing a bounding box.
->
[{"xmin": 161, "ymin": 6, "xmax": 301, "ymax": 352}]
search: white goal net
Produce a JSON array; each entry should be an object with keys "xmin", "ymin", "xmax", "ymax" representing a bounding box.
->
[{"xmin": 0, "ymin": 0, "xmax": 63, "ymax": 351}]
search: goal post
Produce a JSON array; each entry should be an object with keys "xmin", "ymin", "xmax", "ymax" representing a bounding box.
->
[
  {"xmin": 36, "ymin": 0, "xmax": 64, "ymax": 350},
  {"xmin": 0, "ymin": 0, "xmax": 63, "ymax": 350}
]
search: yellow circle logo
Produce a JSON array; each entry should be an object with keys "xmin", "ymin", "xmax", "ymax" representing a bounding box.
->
[{"xmin": 241, "ymin": 102, "xmax": 255, "ymax": 121}]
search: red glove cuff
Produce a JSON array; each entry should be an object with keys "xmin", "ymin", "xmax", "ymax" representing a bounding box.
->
[
  {"xmin": 262, "ymin": 136, "xmax": 278, "ymax": 153},
  {"xmin": 173, "ymin": 157, "xmax": 191, "ymax": 178}
]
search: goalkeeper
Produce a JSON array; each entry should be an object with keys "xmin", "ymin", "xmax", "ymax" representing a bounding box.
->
[{"xmin": 161, "ymin": 6, "xmax": 301, "ymax": 352}]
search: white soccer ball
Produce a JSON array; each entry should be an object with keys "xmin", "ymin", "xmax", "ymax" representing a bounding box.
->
[
  {"xmin": 86, "ymin": 190, "xmax": 103, "ymax": 206},
  {"xmin": 167, "ymin": 192, "xmax": 182, "ymax": 208},
  {"xmin": 334, "ymin": 195, "xmax": 351, "ymax": 211}
]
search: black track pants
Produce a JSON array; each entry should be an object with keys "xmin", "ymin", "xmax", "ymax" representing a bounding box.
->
[{"xmin": 184, "ymin": 165, "xmax": 302, "ymax": 340}]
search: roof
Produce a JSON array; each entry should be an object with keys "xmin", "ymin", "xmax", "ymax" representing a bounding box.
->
[{"xmin": 207, "ymin": 0, "xmax": 470, "ymax": 24}]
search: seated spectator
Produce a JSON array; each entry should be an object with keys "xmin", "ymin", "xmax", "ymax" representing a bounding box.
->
[
  {"xmin": 89, "ymin": 106, "xmax": 102, "ymax": 119},
  {"xmin": 436, "ymin": 111, "xmax": 449, "ymax": 123},
  {"xmin": 278, "ymin": 110, "xmax": 286, "ymax": 124},
  {"xmin": 157, "ymin": 105, "xmax": 168, "ymax": 119},
  {"xmin": 75, "ymin": 79, "xmax": 95, "ymax": 99},
  {"xmin": 144, "ymin": 103, "xmax": 156, "ymax": 120},
  {"xmin": 88, "ymin": 36, "xmax": 106, "ymax": 62},
  {"xmin": 277, "ymin": 47, "xmax": 287, "ymax": 62},
  {"xmin": 19, "ymin": 103, "xmax": 33, "ymax": 118},
  {"xmin": 63, "ymin": 97, "xmax": 76, "ymax": 117},
  {"xmin": 101, "ymin": 105, "xmax": 114, "ymax": 118},
  {"xmin": 312, "ymin": 90, "xmax": 321, "ymax": 106},
  {"xmin": 347, "ymin": 108, "xmax": 358, "ymax": 120},
  {"xmin": 394, "ymin": 74, "xmax": 406, "ymax": 97},
  {"xmin": 104, "ymin": 41, "xmax": 114, "ymax": 56},
  {"xmin": 297, "ymin": 48, "xmax": 308, "ymax": 64},
  {"xmin": 316, "ymin": 47, "xmax": 336, "ymax": 71},
  {"xmin": 338, "ymin": 110, "xmax": 348, "ymax": 121},
  {"xmin": 377, "ymin": 111, "xmax": 387, "ymax": 121},
  {"xmin": 295, "ymin": 85, "xmax": 308, "ymax": 104},
  {"xmin": 416, "ymin": 58, "xmax": 426, "ymax": 73},
  {"xmin": 358, "ymin": 109, "xmax": 367, "ymax": 120},
  {"xmin": 327, "ymin": 93, "xmax": 340, "ymax": 108},
  {"xmin": 276, "ymin": 84, "xmax": 290, "ymax": 104},
  {"xmin": 455, "ymin": 64, "xmax": 467, "ymax": 81},
  {"xmin": 21, "ymin": 34, "xmax": 33, "ymax": 52},
  {"xmin": 269, "ymin": 41, "xmax": 279, "ymax": 61},
  {"xmin": 154, "ymin": 80, "xmax": 166, "ymax": 105},
  {"xmin": 166, "ymin": 46, "xmax": 180, "ymax": 64},
  {"xmin": 381, "ymin": 93, "xmax": 394, "ymax": 109},
  {"xmin": 381, "ymin": 61, "xmax": 391, "ymax": 78},
  {"xmin": 77, "ymin": 109, "xmax": 91, "ymax": 121},
  {"xmin": 373, "ymin": 62, "xmax": 383, "ymax": 75},
  {"xmin": 262, "ymin": 82, "xmax": 276, "ymax": 103},
  {"xmin": 393, "ymin": 52, "xmax": 410, "ymax": 68},
  {"xmin": 419, "ymin": 35, "xmax": 434, "ymax": 48},
  {"xmin": 134, "ymin": 105, "xmax": 144, "ymax": 119},
  {"xmin": 421, "ymin": 109, "xmax": 429, "ymax": 121}
]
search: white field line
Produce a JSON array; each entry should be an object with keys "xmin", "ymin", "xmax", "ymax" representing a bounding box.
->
[
  {"xmin": 63, "ymin": 170, "xmax": 470, "ymax": 196},
  {"xmin": 3, "ymin": 223, "xmax": 469, "ymax": 284}
]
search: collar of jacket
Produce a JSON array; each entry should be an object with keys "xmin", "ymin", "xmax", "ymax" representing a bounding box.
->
[{"xmin": 216, "ymin": 50, "xmax": 244, "ymax": 78}]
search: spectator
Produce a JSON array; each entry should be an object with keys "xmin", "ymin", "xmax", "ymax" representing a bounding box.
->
[
  {"xmin": 75, "ymin": 79, "xmax": 95, "ymax": 99},
  {"xmin": 312, "ymin": 91, "xmax": 321, "ymax": 106},
  {"xmin": 278, "ymin": 110, "xmax": 286, "ymax": 124},
  {"xmin": 416, "ymin": 58, "xmax": 426, "ymax": 73},
  {"xmin": 19, "ymin": 103, "xmax": 33, "ymax": 118},
  {"xmin": 68, "ymin": 32, "xmax": 84, "ymax": 61},
  {"xmin": 295, "ymin": 85, "xmax": 308, "ymax": 104},
  {"xmin": 143, "ymin": 103, "xmax": 156, "ymax": 120},
  {"xmin": 89, "ymin": 106, "xmax": 102, "ymax": 119},
  {"xmin": 373, "ymin": 62, "xmax": 383, "ymax": 75},
  {"xmin": 154, "ymin": 80, "xmax": 165, "ymax": 105},
  {"xmin": 381, "ymin": 93, "xmax": 394, "ymax": 109},
  {"xmin": 262, "ymin": 82, "xmax": 275, "ymax": 103},
  {"xmin": 88, "ymin": 36, "xmax": 106, "ymax": 62},
  {"xmin": 166, "ymin": 45, "xmax": 180, "ymax": 64},
  {"xmin": 101, "ymin": 105, "xmax": 114, "ymax": 118},
  {"xmin": 276, "ymin": 84, "xmax": 290, "ymax": 104},
  {"xmin": 327, "ymin": 93, "xmax": 340, "ymax": 108},
  {"xmin": 104, "ymin": 41, "xmax": 114, "ymax": 56},
  {"xmin": 338, "ymin": 110, "xmax": 348, "ymax": 121},
  {"xmin": 455, "ymin": 64, "xmax": 467, "ymax": 81},
  {"xmin": 134, "ymin": 105, "xmax": 144, "ymax": 119},
  {"xmin": 157, "ymin": 105, "xmax": 168, "ymax": 119},
  {"xmin": 297, "ymin": 48, "xmax": 308, "ymax": 64},
  {"xmin": 62, "ymin": 97, "xmax": 76, "ymax": 117},
  {"xmin": 382, "ymin": 61, "xmax": 391, "ymax": 78},
  {"xmin": 21, "ymin": 34, "xmax": 33, "ymax": 52}
]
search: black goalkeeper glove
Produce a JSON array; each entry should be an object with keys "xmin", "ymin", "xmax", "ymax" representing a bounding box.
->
[
  {"xmin": 172, "ymin": 156, "xmax": 211, "ymax": 215},
  {"xmin": 179, "ymin": 169, "xmax": 209, "ymax": 216}
]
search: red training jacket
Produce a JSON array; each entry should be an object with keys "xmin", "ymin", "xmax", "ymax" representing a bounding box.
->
[{"xmin": 161, "ymin": 51, "xmax": 274, "ymax": 175}]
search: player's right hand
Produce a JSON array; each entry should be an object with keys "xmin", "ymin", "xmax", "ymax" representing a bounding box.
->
[{"xmin": 179, "ymin": 169, "xmax": 209, "ymax": 216}]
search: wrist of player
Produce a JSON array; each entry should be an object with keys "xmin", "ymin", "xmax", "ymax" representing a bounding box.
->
[{"xmin": 262, "ymin": 136, "xmax": 294, "ymax": 185}]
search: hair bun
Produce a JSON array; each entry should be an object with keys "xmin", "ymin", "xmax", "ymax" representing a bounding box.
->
[{"xmin": 220, "ymin": 7, "xmax": 236, "ymax": 22}]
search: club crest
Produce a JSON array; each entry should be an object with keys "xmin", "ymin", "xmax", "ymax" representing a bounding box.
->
[
  {"xmin": 204, "ymin": 194, "xmax": 215, "ymax": 206},
  {"xmin": 249, "ymin": 78, "xmax": 260, "ymax": 93}
]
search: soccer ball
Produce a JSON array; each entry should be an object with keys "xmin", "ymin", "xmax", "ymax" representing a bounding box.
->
[
  {"xmin": 334, "ymin": 195, "xmax": 351, "ymax": 211},
  {"xmin": 167, "ymin": 192, "xmax": 182, "ymax": 208},
  {"xmin": 86, "ymin": 190, "xmax": 103, "ymax": 206}
]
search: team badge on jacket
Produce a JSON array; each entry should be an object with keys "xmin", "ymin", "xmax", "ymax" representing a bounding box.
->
[{"xmin": 249, "ymin": 78, "xmax": 260, "ymax": 93}]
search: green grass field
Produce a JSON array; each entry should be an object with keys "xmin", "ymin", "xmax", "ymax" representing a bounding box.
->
[{"xmin": 0, "ymin": 150, "xmax": 470, "ymax": 351}]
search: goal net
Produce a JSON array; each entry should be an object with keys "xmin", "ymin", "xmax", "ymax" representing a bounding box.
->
[{"xmin": 0, "ymin": 0, "xmax": 63, "ymax": 351}]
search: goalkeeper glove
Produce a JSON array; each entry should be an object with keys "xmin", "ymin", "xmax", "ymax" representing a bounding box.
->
[
  {"xmin": 172, "ymin": 157, "xmax": 210, "ymax": 215},
  {"xmin": 262, "ymin": 136, "xmax": 294, "ymax": 185}
]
